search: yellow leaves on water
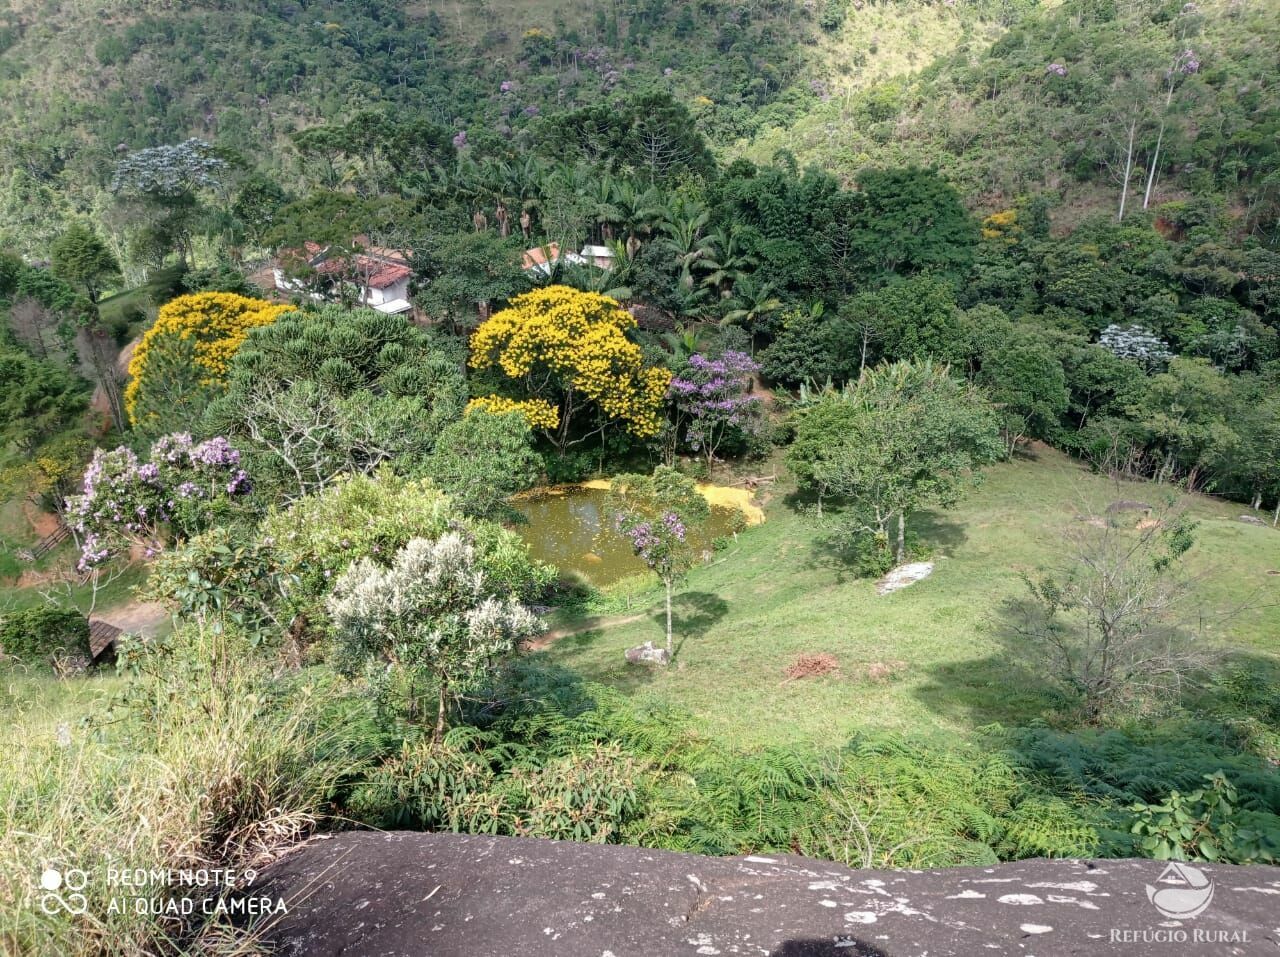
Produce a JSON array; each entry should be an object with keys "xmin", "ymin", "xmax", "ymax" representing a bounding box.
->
[{"xmin": 578, "ymin": 477, "xmax": 764, "ymax": 525}]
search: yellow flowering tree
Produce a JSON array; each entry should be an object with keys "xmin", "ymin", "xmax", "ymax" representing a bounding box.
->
[
  {"xmin": 468, "ymin": 286, "xmax": 671, "ymax": 453},
  {"xmin": 125, "ymin": 292, "xmax": 292, "ymax": 434}
]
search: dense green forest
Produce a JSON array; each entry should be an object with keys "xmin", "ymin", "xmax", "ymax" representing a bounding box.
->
[{"xmin": 2, "ymin": 0, "xmax": 1280, "ymax": 952}]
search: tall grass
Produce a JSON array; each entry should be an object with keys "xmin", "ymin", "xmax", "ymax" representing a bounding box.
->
[{"xmin": 0, "ymin": 630, "xmax": 371, "ymax": 956}]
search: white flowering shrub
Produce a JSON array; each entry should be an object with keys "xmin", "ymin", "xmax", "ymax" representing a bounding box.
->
[
  {"xmin": 1099, "ymin": 323, "xmax": 1175, "ymax": 369},
  {"xmin": 327, "ymin": 533, "xmax": 539, "ymax": 740}
]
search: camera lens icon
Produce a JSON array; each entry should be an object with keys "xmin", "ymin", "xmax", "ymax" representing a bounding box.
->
[{"xmin": 38, "ymin": 867, "xmax": 89, "ymax": 915}]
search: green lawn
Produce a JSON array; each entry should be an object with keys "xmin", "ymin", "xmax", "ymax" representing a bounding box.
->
[
  {"xmin": 538, "ymin": 447, "xmax": 1280, "ymax": 748},
  {"xmin": 96, "ymin": 265, "xmax": 184, "ymax": 334}
]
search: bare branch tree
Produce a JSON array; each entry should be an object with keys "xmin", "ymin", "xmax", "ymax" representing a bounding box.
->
[{"xmin": 1007, "ymin": 498, "xmax": 1222, "ymax": 721}]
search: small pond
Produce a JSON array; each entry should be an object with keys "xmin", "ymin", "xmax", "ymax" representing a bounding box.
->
[{"xmin": 512, "ymin": 482, "xmax": 759, "ymax": 585}]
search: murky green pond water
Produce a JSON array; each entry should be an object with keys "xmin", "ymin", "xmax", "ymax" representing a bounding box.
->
[{"xmin": 512, "ymin": 486, "xmax": 741, "ymax": 585}]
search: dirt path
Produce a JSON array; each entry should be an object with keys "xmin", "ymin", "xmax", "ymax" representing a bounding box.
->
[
  {"xmin": 525, "ymin": 612, "xmax": 646, "ymax": 651},
  {"xmin": 93, "ymin": 600, "xmax": 168, "ymax": 637},
  {"xmin": 21, "ymin": 502, "xmax": 61, "ymax": 538}
]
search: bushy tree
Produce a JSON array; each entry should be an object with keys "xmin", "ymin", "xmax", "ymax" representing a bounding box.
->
[
  {"xmin": 605, "ymin": 467, "xmax": 710, "ymax": 657},
  {"xmin": 125, "ymin": 292, "xmax": 292, "ymax": 433},
  {"xmin": 789, "ymin": 361, "xmax": 1001, "ymax": 565},
  {"xmin": 541, "ymin": 93, "xmax": 715, "ymax": 183},
  {"xmin": 49, "ymin": 223, "xmax": 120, "ymax": 304},
  {"xmin": 413, "ymin": 230, "xmax": 529, "ymax": 330},
  {"xmin": 328, "ymin": 532, "xmax": 540, "ymax": 741},
  {"xmin": 0, "ymin": 349, "xmax": 85, "ymax": 452},
  {"xmin": 759, "ymin": 306, "xmax": 860, "ymax": 387},
  {"xmin": 260, "ymin": 470, "xmax": 552, "ymax": 609},
  {"xmin": 205, "ymin": 307, "xmax": 466, "ymax": 502},
  {"xmin": 0, "ymin": 606, "xmax": 90, "ymax": 667},
  {"xmin": 847, "ymin": 167, "xmax": 976, "ymax": 281},
  {"xmin": 111, "ymin": 139, "xmax": 226, "ymax": 265},
  {"xmin": 976, "ymin": 327, "xmax": 1069, "ymax": 455},
  {"xmin": 669, "ymin": 351, "xmax": 764, "ymax": 467},
  {"xmin": 468, "ymin": 286, "xmax": 671, "ymax": 453},
  {"xmin": 427, "ymin": 409, "xmax": 542, "ymax": 520},
  {"xmin": 852, "ymin": 277, "xmax": 971, "ymax": 366},
  {"xmin": 65, "ymin": 434, "xmax": 253, "ymax": 570},
  {"xmin": 1128, "ymin": 357, "xmax": 1236, "ymax": 485}
]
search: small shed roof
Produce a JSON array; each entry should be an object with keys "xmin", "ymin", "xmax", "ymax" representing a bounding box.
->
[{"xmin": 88, "ymin": 619, "xmax": 123, "ymax": 661}]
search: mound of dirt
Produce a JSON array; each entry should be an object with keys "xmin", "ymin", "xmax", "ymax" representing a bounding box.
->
[{"xmin": 783, "ymin": 652, "xmax": 839, "ymax": 681}]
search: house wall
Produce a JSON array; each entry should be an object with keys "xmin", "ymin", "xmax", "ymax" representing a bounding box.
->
[{"xmin": 362, "ymin": 278, "xmax": 408, "ymax": 306}]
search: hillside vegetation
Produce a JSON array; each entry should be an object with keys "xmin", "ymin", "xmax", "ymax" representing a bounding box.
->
[
  {"xmin": 543, "ymin": 446, "xmax": 1280, "ymax": 746},
  {"xmin": 2, "ymin": 0, "xmax": 1280, "ymax": 951},
  {"xmin": 3, "ymin": 0, "xmax": 1278, "ymax": 255}
]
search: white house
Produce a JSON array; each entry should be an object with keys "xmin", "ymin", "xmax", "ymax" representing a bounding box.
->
[
  {"xmin": 580, "ymin": 244, "xmax": 616, "ymax": 270},
  {"xmin": 521, "ymin": 242, "xmax": 587, "ymax": 278},
  {"xmin": 273, "ymin": 241, "xmax": 414, "ymax": 316}
]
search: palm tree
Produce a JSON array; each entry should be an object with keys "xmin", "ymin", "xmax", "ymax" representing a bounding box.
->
[
  {"xmin": 699, "ymin": 226, "xmax": 757, "ymax": 299},
  {"xmin": 551, "ymin": 239, "xmax": 634, "ymax": 300},
  {"xmin": 662, "ymin": 322, "xmax": 715, "ymax": 361},
  {"xmin": 586, "ymin": 172, "xmax": 622, "ymax": 243},
  {"xmin": 720, "ymin": 275, "xmax": 784, "ymax": 346},
  {"xmin": 611, "ymin": 180, "xmax": 666, "ymax": 255},
  {"xmin": 658, "ymin": 198, "xmax": 713, "ymax": 292}
]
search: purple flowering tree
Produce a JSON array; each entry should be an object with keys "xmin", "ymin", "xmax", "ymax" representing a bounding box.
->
[
  {"xmin": 605, "ymin": 467, "xmax": 710, "ymax": 658},
  {"xmin": 65, "ymin": 433, "xmax": 253, "ymax": 570},
  {"xmin": 668, "ymin": 351, "xmax": 764, "ymax": 470}
]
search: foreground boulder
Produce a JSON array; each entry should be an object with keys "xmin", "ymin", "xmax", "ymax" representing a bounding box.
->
[{"xmin": 238, "ymin": 832, "xmax": 1278, "ymax": 956}]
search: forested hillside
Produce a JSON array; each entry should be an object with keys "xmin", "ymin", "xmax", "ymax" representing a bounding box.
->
[
  {"xmin": 2, "ymin": 0, "xmax": 1277, "ymax": 255},
  {"xmin": 754, "ymin": 0, "xmax": 1280, "ymax": 238},
  {"xmin": 5, "ymin": 1, "xmax": 1280, "ymax": 951}
]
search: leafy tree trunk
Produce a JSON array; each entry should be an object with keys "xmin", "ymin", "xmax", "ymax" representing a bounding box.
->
[
  {"xmin": 434, "ymin": 680, "xmax": 448, "ymax": 745},
  {"xmin": 1118, "ymin": 119, "xmax": 1137, "ymax": 222},
  {"xmin": 664, "ymin": 576, "xmax": 673, "ymax": 655},
  {"xmin": 896, "ymin": 512, "xmax": 906, "ymax": 564}
]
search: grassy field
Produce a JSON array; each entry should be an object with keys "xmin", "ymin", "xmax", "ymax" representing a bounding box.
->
[{"xmin": 538, "ymin": 446, "xmax": 1280, "ymax": 748}]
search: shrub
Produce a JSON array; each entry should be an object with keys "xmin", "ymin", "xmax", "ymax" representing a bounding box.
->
[
  {"xmin": 0, "ymin": 607, "xmax": 90, "ymax": 666},
  {"xmin": 65, "ymin": 433, "xmax": 253, "ymax": 570},
  {"xmin": 1131, "ymin": 772, "xmax": 1279, "ymax": 864},
  {"xmin": 124, "ymin": 292, "xmax": 292, "ymax": 430},
  {"xmin": 0, "ymin": 626, "xmax": 374, "ymax": 954},
  {"xmin": 349, "ymin": 730, "xmax": 643, "ymax": 843}
]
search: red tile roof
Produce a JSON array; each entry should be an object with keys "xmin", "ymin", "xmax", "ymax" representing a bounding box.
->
[
  {"xmin": 362, "ymin": 259, "xmax": 412, "ymax": 289},
  {"xmin": 303, "ymin": 250, "xmax": 412, "ymax": 288},
  {"xmin": 522, "ymin": 243, "xmax": 561, "ymax": 270}
]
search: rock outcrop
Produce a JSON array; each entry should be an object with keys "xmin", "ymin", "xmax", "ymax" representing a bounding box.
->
[{"xmin": 238, "ymin": 831, "xmax": 1279, "ymax": 956}]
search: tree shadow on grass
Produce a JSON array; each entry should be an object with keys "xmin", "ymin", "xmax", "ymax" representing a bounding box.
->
[
  {"xmin": 803, "ymin": 508, "xmax": 969, "ymax": 585},
  {"xmin": 658, "ymin": 591, "xmax": 729, "ymax": 661},
  {"xmin": 535, "ymin": 591, "xmax": 727, "ymax": 684},
  {"xmin": 540, "ymin": 626, "xmax": 666, "ymax": 694},
  {"xmin": 910, "ymin": 597, "xmax": 1071, "ymax": 729}
]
